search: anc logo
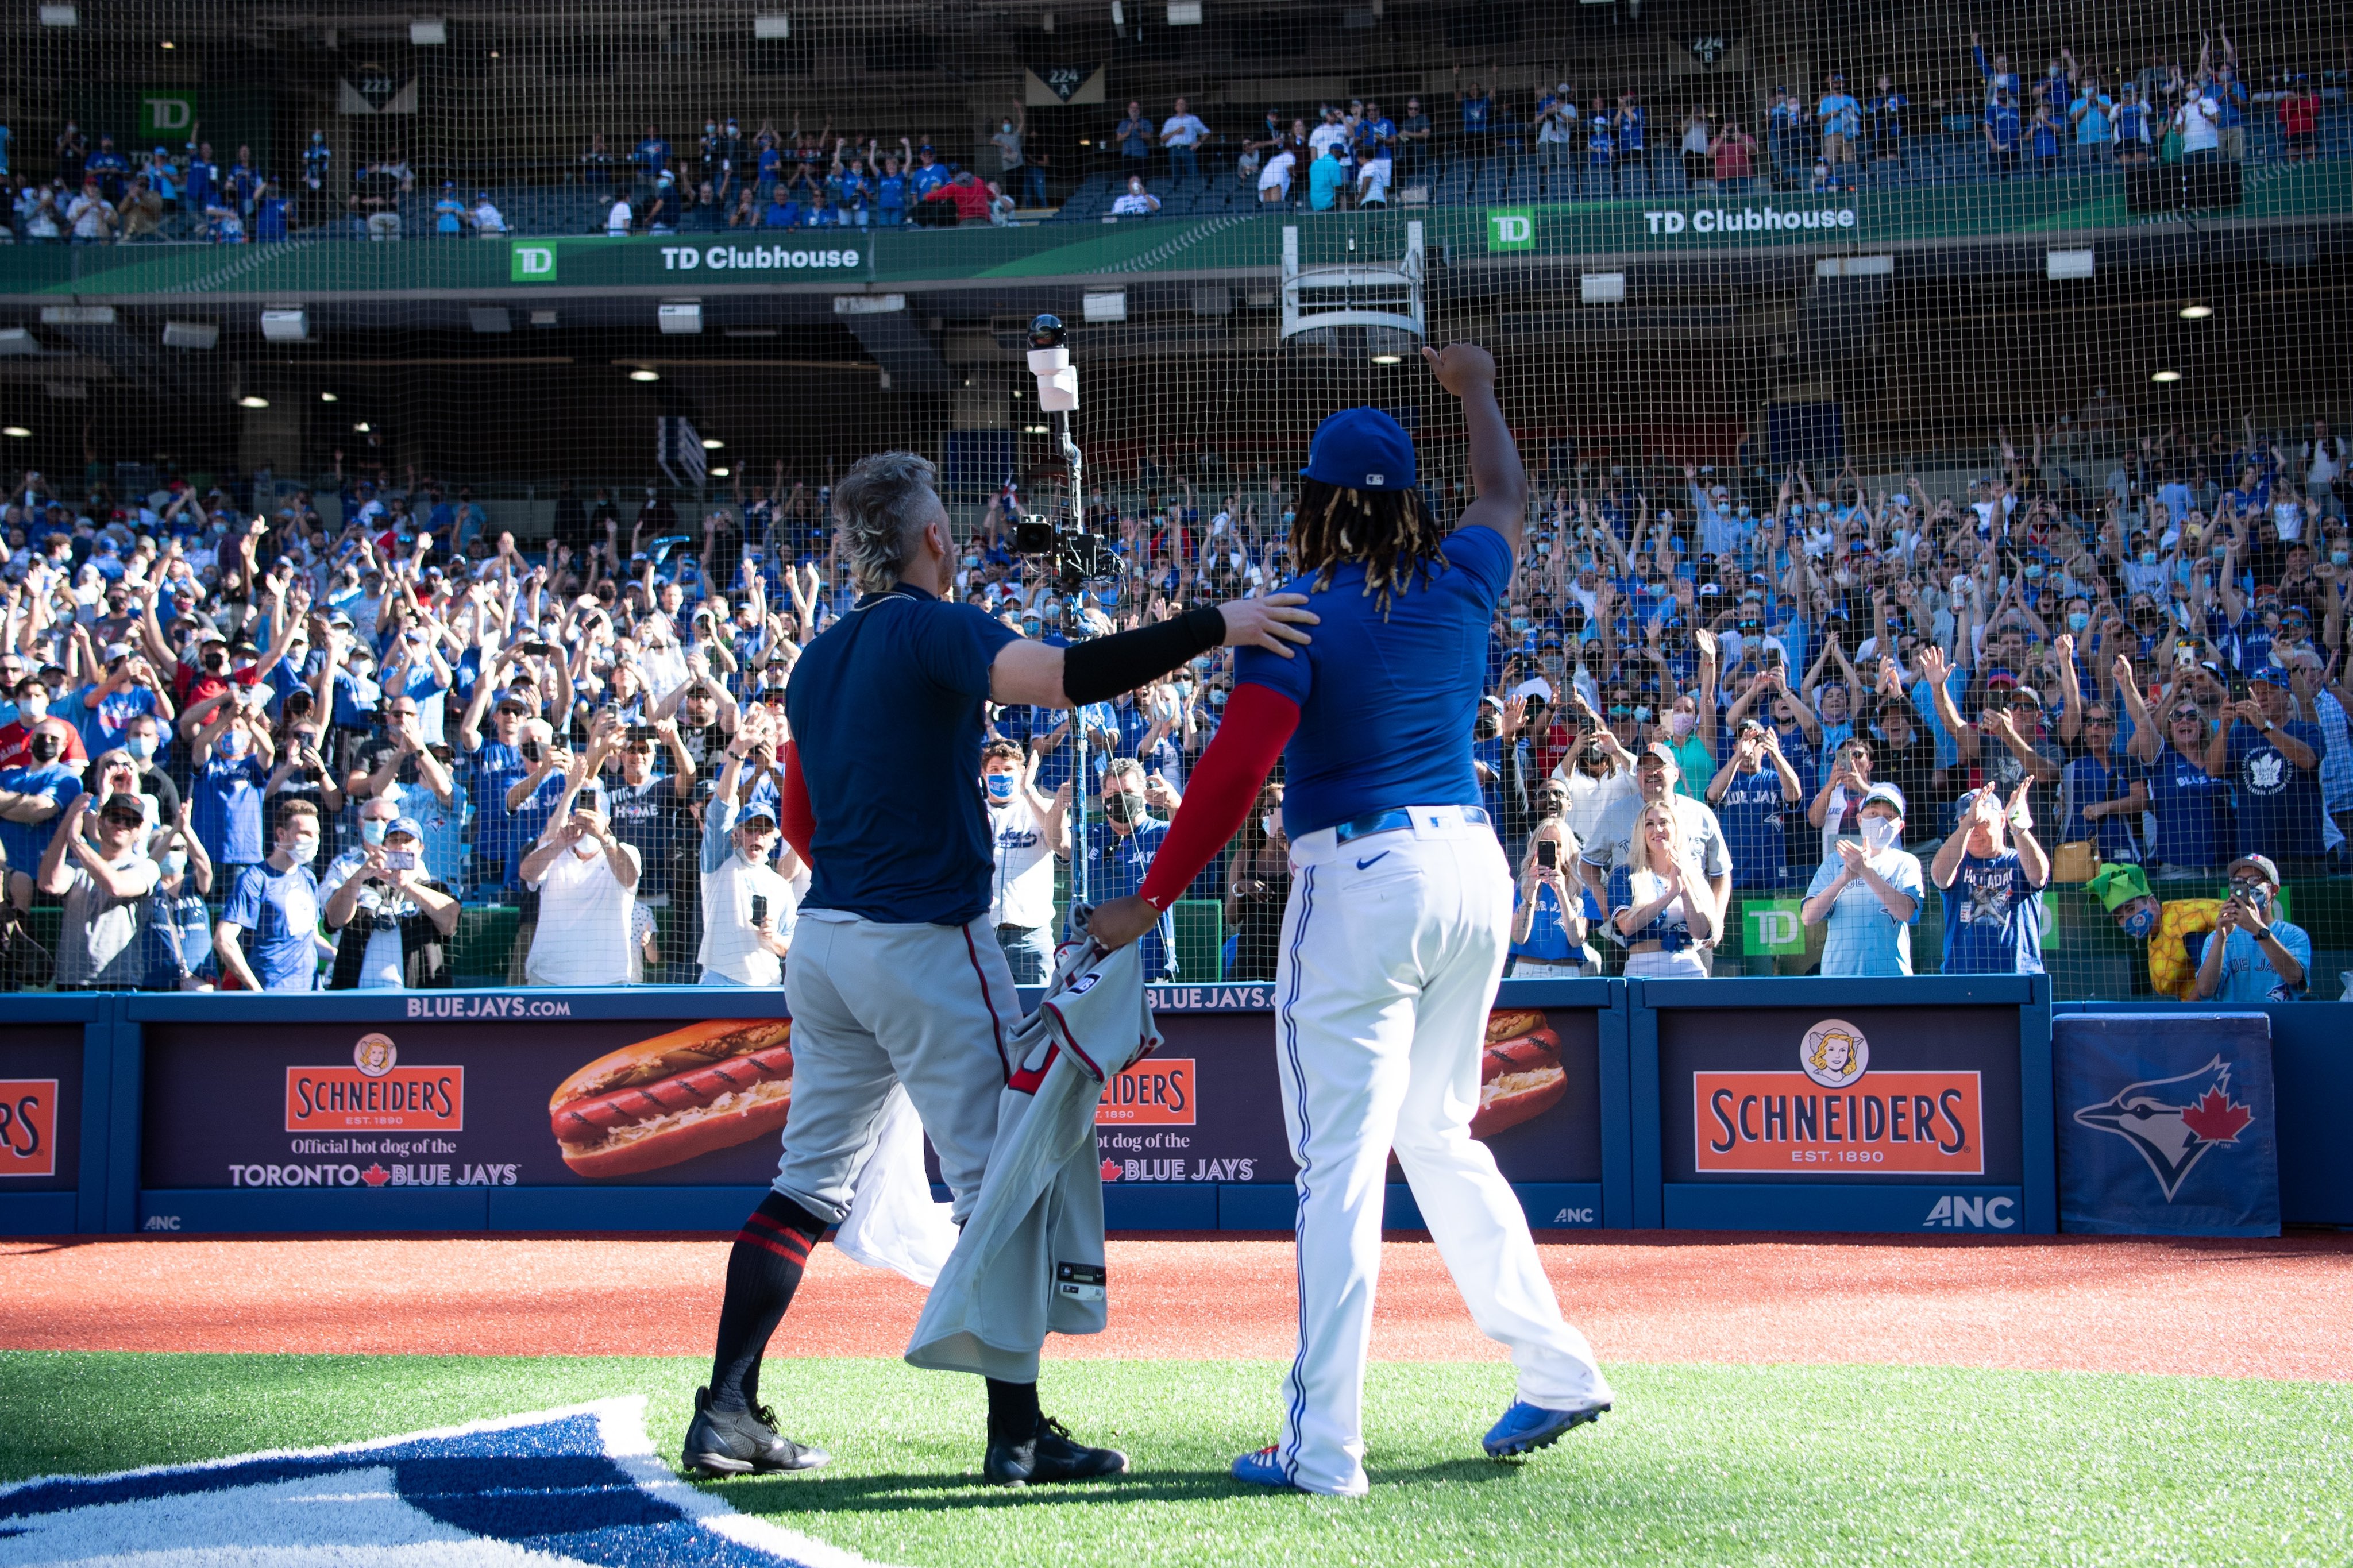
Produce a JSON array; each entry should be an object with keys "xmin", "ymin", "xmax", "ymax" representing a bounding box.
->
[
  {"xmin": 1799, "ymin": 1018, "xmax": 1869, "ymax": 1088},
  {"xmin": 2072, "ymin": 1054, "xmax": 2255, "ymax": 1200}
]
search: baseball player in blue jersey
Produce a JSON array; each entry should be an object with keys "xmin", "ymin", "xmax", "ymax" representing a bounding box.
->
[
  {"xmin": 1092, "ymin": 345, "xmax": 1612, "ymax": 1497},
  {"xmin": 681, "ymin": 450, "xmax": 1316, "ymax": 1486}
]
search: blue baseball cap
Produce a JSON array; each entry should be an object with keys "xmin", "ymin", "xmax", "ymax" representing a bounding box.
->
[{"xmin": 1299, "ymin": 408, "xmax": 1416, "ymax": 492}]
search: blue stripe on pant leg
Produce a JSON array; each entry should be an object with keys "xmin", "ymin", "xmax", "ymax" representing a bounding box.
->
[{"xmin": 1276, "ymin": 864, "xmax": 1317, "ymax": 1483}]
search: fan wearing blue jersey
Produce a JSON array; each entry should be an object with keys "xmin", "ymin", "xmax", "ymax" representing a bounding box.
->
[{"xmin": 1092, "ymin": 345, "xmax": 1613, "ymax": 1498}]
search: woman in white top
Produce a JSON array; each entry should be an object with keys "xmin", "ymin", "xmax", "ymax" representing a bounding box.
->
[
  {"xmin": 1257, "ymin": 148, "xmax": 1297, "ymax": 204},
  {"xmin": 1609, "ymin": 800, "xmax": 1719, "ymax": 979}
]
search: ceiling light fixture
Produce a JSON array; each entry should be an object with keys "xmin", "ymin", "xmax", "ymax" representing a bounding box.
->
[
  {"xmin": 320, "ymin": 391, "xmax": 338, "ymax": 401},
  {"xmin": 237, "ymin": 395, "xmax": 268, "ymax": 408},
  {"xmin": 1, "ymin": 427, "xmax": 29, "ymax": 438},
  {"xmin": 2178, "ymin": 304, "xmax": 2213, "ymax": 319},
  {"xmin": 2151, "ymin": 370, "xmax": 2182, "ymax": 384},
  {"xmin": 701, "ymin": 438, "xmax": 723, "ymax": 449},
  {"xmin": 1370, "ymin": 353, "xmax": 1402, "ymax": 364},
  {"xmin": 630, "ymin": 369, "xmax": 659, "ymax": 382}
]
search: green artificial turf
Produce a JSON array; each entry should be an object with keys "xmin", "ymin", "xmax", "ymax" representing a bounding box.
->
[{"xmin": 2, "ymin": 1351, "xmax": 2348, "ymax": 1566}]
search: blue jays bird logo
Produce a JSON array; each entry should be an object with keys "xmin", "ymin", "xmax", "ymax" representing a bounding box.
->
[{"xmin": 2072, "ymin": 1055, "xmax": 2256, "ymax": 1201}]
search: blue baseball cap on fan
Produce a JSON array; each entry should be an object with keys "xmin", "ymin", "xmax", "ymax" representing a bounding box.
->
[{"xmin": 1299, "ymin": 407, "xmax": 1416, "ymax": 491}]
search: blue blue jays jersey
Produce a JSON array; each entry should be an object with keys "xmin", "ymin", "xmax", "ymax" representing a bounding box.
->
[{"xmin": 1237, "ymin": 524, "xmax": 1513, "ymax": 838}]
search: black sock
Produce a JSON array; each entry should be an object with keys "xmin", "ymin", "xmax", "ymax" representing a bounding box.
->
[
  {"xmin": 985, "ymin": 1378, "xmax": 1041, "ymax": 1446},
  {"xmin": 708, "ymin": 1192, "xmax": 827, "ymax": 1413}
]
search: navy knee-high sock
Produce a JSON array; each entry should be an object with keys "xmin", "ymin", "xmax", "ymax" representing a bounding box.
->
[{"xmin": 708, "ymin": 1191, "xmax": 827, "ymax": 1413}]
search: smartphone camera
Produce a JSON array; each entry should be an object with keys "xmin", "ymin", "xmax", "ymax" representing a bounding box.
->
[{"xmin": 1536, "ymin": 839, "xmax": 1559, "ymax": 870}]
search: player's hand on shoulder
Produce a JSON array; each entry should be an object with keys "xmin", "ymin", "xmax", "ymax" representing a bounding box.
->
[
  {"xmin": 1217, "ymin": 592, "xmax": 1317, "ymax": 659},
  {"xmin": 1420, "ymin": 342, "xmax": 1496, "ymax": 397}
]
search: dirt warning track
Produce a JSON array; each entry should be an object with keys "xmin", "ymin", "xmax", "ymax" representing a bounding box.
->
[{"xmin": 6, "ymin": 1231, "xmax": 2348, "ymax": 1383}]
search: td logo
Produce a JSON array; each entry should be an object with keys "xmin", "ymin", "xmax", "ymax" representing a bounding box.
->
[
  {"xmin": 510, "ymin": 242, "xmax": 558, "ymax": 282},
  {"xmin": 1742, "ymin": 899, "xmax": 1806, "ymax": 955},
  {"xmin": 1487, "ymin": 210, "xmax": 1536, "ymax": 250}
]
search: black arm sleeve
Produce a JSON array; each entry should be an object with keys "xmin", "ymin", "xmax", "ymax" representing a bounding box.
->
[{"xmin": 1060, "ymin": 605, "xmax": 1225, "ymax": 706}]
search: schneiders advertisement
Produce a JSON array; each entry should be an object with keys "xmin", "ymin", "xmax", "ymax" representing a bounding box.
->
[
  {"xmin": 0, "ymin": 1030, "xmax": 83, "ymax": 1190},
  {"xmin": 1662, "ymin": 1007, "xmax": 2023, "ymax": 1185},
  {"xmin": 141, "ymin": 1004, "xmax": 1607, "ymax": 1198}
]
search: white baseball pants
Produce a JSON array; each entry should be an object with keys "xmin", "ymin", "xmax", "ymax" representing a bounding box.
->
[{"xmin": 1272, "ymin": 805, "xmax": 1612, "ymax": 1497}]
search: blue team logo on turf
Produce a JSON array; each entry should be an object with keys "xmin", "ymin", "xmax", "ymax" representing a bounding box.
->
[{"xmin": 0, "ymin": 1399, "xmax": 877, "ymax": 1567}]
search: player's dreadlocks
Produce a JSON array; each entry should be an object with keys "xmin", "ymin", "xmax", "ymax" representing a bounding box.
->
[{"xmin": 1287, "ymin": 478, "xmax": 1449, "ymax": 616}]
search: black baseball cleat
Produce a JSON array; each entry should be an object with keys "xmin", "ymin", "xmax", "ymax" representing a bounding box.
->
[
  {"xmin": 982, "ymin": 1415, "xmax": 1130, "ymax": 1486},
  {"xmin": 681, "ymin": 1387, "xmax": 831, "ymax": 1477}
]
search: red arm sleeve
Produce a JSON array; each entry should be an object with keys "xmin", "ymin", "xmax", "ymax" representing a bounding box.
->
[
  {"xmin": 1136, "ymin": 683, "xmax": 1299, "ymax": 911},
  {"xmin": 777, "ymin": 739, "xmax": 816, "ymax": 873}
]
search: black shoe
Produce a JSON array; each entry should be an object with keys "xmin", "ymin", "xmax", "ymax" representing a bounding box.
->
[
  {"xmin": 982, "ymin": 1415, "xmax": 1129, "ymax": 1486},
  {"xmin": 682, "ymin": 1386, "xmax": 831, "ymax": 1477}
]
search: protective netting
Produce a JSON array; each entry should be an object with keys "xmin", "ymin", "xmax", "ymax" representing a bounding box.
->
[{"xmin": 0, "ymin": 2, "xmax": 2346, "ymax": 1000}]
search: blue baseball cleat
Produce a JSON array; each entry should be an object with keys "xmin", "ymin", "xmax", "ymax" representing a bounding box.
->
[
  {"xmin": 1482, "ymin": 1399, "xmax": 1610, "ymax": 1458},
  {"xmin": 1231, "ymin": 1445, "xmax": 1304, "ymax": 1490}
]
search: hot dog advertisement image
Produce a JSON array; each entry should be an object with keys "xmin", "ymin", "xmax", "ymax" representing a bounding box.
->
[
  {"xmin": 549, "ymin": 1019, "xmax": 795, "ymax": 1178},
  {"xmin": 1102, "ymin": 1005, "xmax": 1602, "ymax": 1196},
  {"xmin": 140, "ymin": 1018, "xmax": 808, "ymax": 1195},
  {"xmin": 138, "ymin": 1004, "xmax": 1596, "ymax": 1206},
  {"xmin": 1471, "ymin": 1008, "xmax": 1570, "ymax": 1140}
]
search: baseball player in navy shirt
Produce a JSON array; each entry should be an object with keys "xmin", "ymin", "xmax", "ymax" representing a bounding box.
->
[
  {"xmin": 682, "ymin": 450, "xmax": 1316, "ymax": 1487},
  {"xmin": 1094, "ymin": 346, "xmax": 1612, "ymax": 1497}
]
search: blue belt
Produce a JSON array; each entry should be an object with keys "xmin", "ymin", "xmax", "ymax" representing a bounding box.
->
[{"xmin": 1331, "ymin": 805, "xmax": 1490, "ymax": 844}]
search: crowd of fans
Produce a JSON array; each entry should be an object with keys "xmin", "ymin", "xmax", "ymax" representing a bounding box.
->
[
  {"xmin": 0, "ymin": 35, "xmax": 2334, "ymax": 244},
  {"xmin": 0, "ymin": 401, "xmax": 2340, "ymax": 1002}
]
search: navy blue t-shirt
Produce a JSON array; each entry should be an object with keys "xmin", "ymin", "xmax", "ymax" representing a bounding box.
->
[
  {"xmin": 2143, "ymin": 746, "xmax": 2232, "ymax": 871},
  {"xmin": 1713, "ymin": 763, "xmax": 1789, "ymax": 888},
  {"xmin": 789, "ymin": 584, "xmax": 1020, "ymax": 924},
  {"xmin": 1940, "ymin": 851, "xmax": 2044, "ymax": 975},
  {"xmin": 1238, "ymin": 524, "xmax": 1513, "ymax": 839},
  {"xmin": 2225, "ymin": 719, "xmax": 2326, "ymax": 860}
]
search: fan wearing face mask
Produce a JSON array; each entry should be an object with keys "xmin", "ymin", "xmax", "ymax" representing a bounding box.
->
[
  {"xmin": 2086, "ymin": 860, "xmax": 2219, "ymax": 1002},
  {"xmin": 1084, "ymin": 757, "xmax": 1176, "ymax": 980},
  {"xmin": 1800, "ymin": 781, "xmax": 1925, "ymax": 976},
  {"xmin": 979, "ymin": 738, "xmax": 1070, "ymax": 983},
  {"xmin": 214, "ymin": 798, "xmax": 323, "ymax": 992}
]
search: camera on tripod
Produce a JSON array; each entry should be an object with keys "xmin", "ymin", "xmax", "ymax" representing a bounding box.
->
[
  {"xmin": 1012, "ymin": 313, "xmax": 1109, "ymax": 597},
  {"xmin": 1013, "ymin": 512, "xmax": 1111, "ymax": 595}
]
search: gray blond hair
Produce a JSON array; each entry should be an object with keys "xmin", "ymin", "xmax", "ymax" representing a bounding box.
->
[{"xmin": 834, "ymin": 451, "xmax": 943, "ymax": 594}]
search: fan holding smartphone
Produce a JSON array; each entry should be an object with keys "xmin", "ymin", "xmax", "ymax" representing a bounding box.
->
[{"xmin": 1510, "ymin": 800, "xmax": 1595, "ymax": 978}]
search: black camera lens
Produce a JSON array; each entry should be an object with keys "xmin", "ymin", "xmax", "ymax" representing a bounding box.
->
[{"xmin": 1028, "ymin": 314, "xmax": 1066, "ymax": 350}]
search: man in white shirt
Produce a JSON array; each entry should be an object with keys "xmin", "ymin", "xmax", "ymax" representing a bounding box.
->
[
  {"xmin": 1307, "ymin": 108, "xmax": 1351, "ymax": 163},
  {"xmin": 521, "ymin": 786, "xmax": 642, "ymax": 986},
  {"xmin": 698, "ymin": 762, "xmax": 795, "ymax": 987},
  {"xmin": 606, "ymin": 195, "xmax": 635, "ymax": 235},
  {"xmin": 1109, "ymin": 176, "xmax": 1160, "ymax": 217},
  {"xmin": 471, "ymin": 192, "xmax": 510, "ymax": 236},
  {"xmin": 1160, "ymin": 97, "xmax": 1209, "ymax": 184},
  {"xmin": 982, "ymin": 739, "xmax": 1071, "ymax": 983},
  {"xmin": 2173, "ymin": 87, "xmax": 2220, "ymax": 161}
]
